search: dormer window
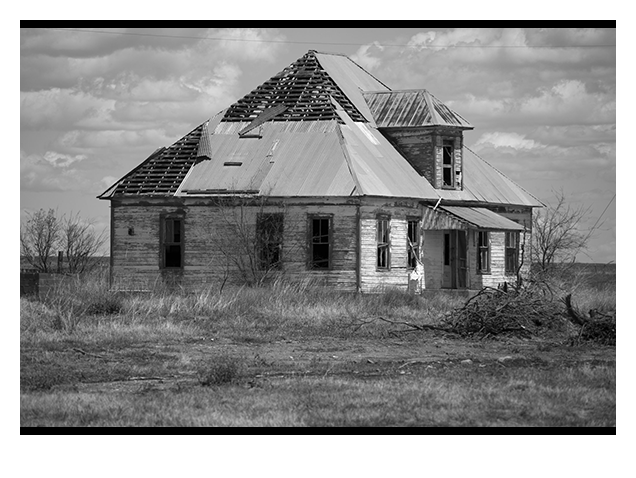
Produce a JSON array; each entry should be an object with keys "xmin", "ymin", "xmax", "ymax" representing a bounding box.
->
[{"xmin": 442, "ymin": 139, "xmax": 455, "ymax": 188}]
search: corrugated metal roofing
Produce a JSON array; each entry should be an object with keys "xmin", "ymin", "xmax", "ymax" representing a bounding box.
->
[
  {"xmin": 439, "ymin": 206, "xmax": 526, "ymax": 231},
  {"xmin": 436, "ymin": 147, "xmax": 543, "ymax": 207},
  {"xmin": 362, "ymin": 90, "xmax": 473, "ymax": 129},
  {"xmin": 315, "ymin": 52, "xmax": 390, "ymax": 125}
]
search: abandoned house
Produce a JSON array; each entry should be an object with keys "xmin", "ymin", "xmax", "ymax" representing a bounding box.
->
[{"xmin": 98, "ymin": 50, "xmax": 542, "ymax": 293}]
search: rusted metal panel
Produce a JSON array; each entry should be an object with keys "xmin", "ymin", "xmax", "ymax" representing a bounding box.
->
[{"xmin": 362, "ymin": 90, "xmax": 473, "ymax": 129}]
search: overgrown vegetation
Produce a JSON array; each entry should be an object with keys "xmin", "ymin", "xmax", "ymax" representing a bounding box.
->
[{"xmin": 20, "ymin": 267, "xmax": 615, "ymax": 427}]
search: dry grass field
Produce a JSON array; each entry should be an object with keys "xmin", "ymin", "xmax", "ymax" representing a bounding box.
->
[{"xmin": 20, "ymin": 270, "xmax": 615, "ymax": 427}]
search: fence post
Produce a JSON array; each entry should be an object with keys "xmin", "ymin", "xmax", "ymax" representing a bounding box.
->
[{"xmin": 57, "ymin": 251, "xmax": 63, "ymax": 273}]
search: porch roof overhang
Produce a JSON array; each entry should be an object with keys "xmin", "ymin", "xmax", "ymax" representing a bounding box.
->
[{"xmin": 422, "ymin": 205, "xmax": 525, "ymax": 231}]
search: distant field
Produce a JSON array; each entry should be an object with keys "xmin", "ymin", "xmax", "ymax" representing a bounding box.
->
[{"xmin": 20, "ymin": 271, "xmax": 616, "ymax": 427}]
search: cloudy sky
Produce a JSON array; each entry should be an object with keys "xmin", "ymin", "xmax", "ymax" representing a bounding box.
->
[{"xmin": 20, "ymin": 27, "xmax": 616, "ymax": 263}]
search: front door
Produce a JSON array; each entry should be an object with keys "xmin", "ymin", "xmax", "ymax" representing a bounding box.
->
[{"xmin": 442, "ymin": 230, "xmax": 468, "ymax": 289}]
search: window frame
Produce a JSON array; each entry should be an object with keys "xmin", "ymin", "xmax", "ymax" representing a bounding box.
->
[
  {"xmin": 477, "ymin": 230, "xmax": 490, "ymax": 274},
  {"xmin": 160, "ymin": 214, "xmax": 184, "ymax": 269},
  {"xmin": 505, "ymin": 232, "xmax": 520, "ymax": 275},
  {"xmin": 407, "ymin": 218, "xmax": 420, "ymax": 269},
  {"xmin": 441, "ymin": 138, "xmax": 455, "ymax": 189},
  {"xmin": 256, "ymin": 212, "xmax": 284, "ymax": 271},
  {"xmin": 308, "ymin": 214, "xmax": 333, "ymax": 270},
  {"xmin": 376, "ymin": 215, "xmax": 391, "ymax": 270}
]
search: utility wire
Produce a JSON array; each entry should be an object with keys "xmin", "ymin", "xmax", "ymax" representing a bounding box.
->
[
  {"xmin": 40, "ymin": 28, "xmax": 617, "ymax": 49},
  {"xmin": 590, "ymin": 192, "xmax": 616, "ymax": 231}
]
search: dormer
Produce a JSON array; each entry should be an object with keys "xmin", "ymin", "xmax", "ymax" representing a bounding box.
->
[{"xmin": 362, "ymin": 90, "xmax": 473, "ymax": 190}]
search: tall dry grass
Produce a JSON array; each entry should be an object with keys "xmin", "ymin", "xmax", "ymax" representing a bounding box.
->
[{"xmin": 20, "ymin": 273, "xmax": 465, "ymax": 345}]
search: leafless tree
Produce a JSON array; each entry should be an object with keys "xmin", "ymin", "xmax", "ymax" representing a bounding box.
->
[
  {"xmin": 210, "ymin": 195, "xmax": 287, "ymax": 287},
  {"xmin": 20, "ymin": 208, "xmax": 60, "ymax": 272},
  {"xmin": 61, "ymin": 212, "xmax": 107, "ymax": 273},
  {"xmin": 20, "ymin": 209, "xmax": 106, "ymax": 273},
  {"xmin": 532, "ymin": 191, "xmax": 594, "ymax": 273}
]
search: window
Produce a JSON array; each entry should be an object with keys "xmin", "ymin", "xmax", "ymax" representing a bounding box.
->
[
  {"xmin": 257, "ymin": 213, "xmax": 284, "ymax": 270},
  {"xmin": 477, "ymin": 231, "xmax": 490, "ymax": 274},
  {"xmin": 309, "ymin": 216, "xmax": 331, "ymax": 269},
  {"xmin": 505, "ymin": 232, "xmax": 520, "ymax": 274},
  {"xmin": 377, "ymin": 216, "xmax": 390, "ymax": 269},
  {"xmin": 162, "ymin": 217, "xmax": 183, "ymax": 268},
  {"xmin": 442, "ymin": 139, "xmax": 454, "ymax": 188},
  {"xmin": 407, "ymin": 219, "xmax": 420, "ymax": 269}
]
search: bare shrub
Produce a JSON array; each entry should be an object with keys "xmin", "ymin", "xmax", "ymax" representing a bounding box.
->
[{"xmin": 196, "ymin": 355, "xmax": 244, "ymax": 386}]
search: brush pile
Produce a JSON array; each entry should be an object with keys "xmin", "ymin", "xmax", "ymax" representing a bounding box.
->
[
  {"xmin": 443, "ymin": 282, "xmax": 572, "ymax": 339},
  {"xmin": 562, "ymin": 294, "xmax": 616, "ymax": 346}
]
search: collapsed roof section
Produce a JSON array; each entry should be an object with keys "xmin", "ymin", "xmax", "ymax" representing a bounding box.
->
[{"xmin": 220, "ymin": 50, "xmax": 376, "ymax": 124}]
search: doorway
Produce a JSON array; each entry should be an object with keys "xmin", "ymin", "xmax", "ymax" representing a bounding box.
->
[{"xmin": 442, "ymin": 230, "xmax": 467, "ymax": 289}]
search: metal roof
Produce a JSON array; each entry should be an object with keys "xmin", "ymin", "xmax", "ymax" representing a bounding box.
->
[
  {"xmin": 436, "ymin": 147, "xmax": 543, "ymax": 207},
  {"xmin": 334, "ymin": 103, "xmax": 439, "ymax": 200},
  {"xmin": 439, "ymin": 206, "xmax": 526, "ymax": 231},
  {"xmin": 362, "ymin": 90, "xmax": 473, "ymax": 129},
  {"xmin": 314, "ymin": 52, "xmax": 390, "ymax": 125},
  {"xmin": 98, "ymin": 50, "xmax": 541, "ymax": 209},
  {"xmin": 177, "ymin": 121, "xmax": 356, "ymax": 197}
]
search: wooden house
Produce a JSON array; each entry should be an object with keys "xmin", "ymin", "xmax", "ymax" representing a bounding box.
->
[{"xmin": 99, "ymin": 50, "xmax": 542, "ymax": 293}]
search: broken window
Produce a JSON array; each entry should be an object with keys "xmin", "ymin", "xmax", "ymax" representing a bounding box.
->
[
  {"xmin": 309, "ymin": 216, "xmax": 331, "ymax": 269},
  {"xmin": 477, "ymin": 231, "xmax": 490, "ymax": 274},
  {"xmin": 162, "ymin": 216, "xmax": 183, "ymax": 268},
  {"xmin": 377, "ymin": 216, "xmax": 390, "ymax": 269},
  {"xmin": 442, "ymin": 138, "xmax": 455, "ymax": 188},
  {"xmin": 505, "ymin": 232, "xmax": 520, "ymax": 274},
  {"xmin": 407, "ymin": 219, "xmax": 420, "ymax": 269},
  {"xmin": 257, "ymin": 213, "xmax": 284, "ymax": 270}
]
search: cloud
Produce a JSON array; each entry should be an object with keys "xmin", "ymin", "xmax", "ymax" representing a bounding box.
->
[
  {"xmin": 43, "ymin": 151, "xmax": 87, "ymax": 168},
  {"xmin": 351, "ymin": 42, "xmax": 385, "ymax": 71},
  {"xmin": 203, "ymin": 28, "xmax": 286, "ymax": 62},
  {"xmin": 21, "ymin": 150, "xmax": 91, "ymax": 192},
  {"xmin": 475, "ymin": 132, "xmax": 539, "ymax": 149}
]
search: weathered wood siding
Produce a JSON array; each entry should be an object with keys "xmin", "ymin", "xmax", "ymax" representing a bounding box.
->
[
  {"xmin": 382, "ymin": 128, "xmax": 463, "ymax": 189},
  {"xmin": 359, "ymin": 200, "xmax": 421, "ymax": 293},
  {"xmin": 111, "ymin": 199, "xmax": 358, "ymax": 291}
]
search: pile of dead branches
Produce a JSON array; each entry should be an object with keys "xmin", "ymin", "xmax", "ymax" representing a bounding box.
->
[
  {"xmin": 443, "ymin": 282, "xmax": 570, "ymax": 339},
  {"xmin": 562, "ymin": 294, "xmax": 616, "ymax": 346}
]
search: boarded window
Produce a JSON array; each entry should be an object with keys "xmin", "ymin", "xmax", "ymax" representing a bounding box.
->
[
  {"xmin": 505, "ymin": 232, "xmax": 520, "ymax": 274},
  {"xmin": 442, "ymin": 139, "xmax": 454, "ymax": 188},
  {"xmin": 477, "ymin": 231, "xmax": 490, "ymax": 274},
  {"xmin": 162, "ymin": 217, "xmax": 183, "ymax": 268},
  {"xmin": 309, "ymin": 216, "xmax": 331, "ymax": 269},
  {"xmin": 407, "ymin": 219, "xmax": 420, "ymax": 269},
  {"xmin": 377, "ymin": 216, "xmax": 390, "ymax": 269},
  {"xmin": 257, "ymin": 213, "xmax": 284, "ymax": 270}
]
